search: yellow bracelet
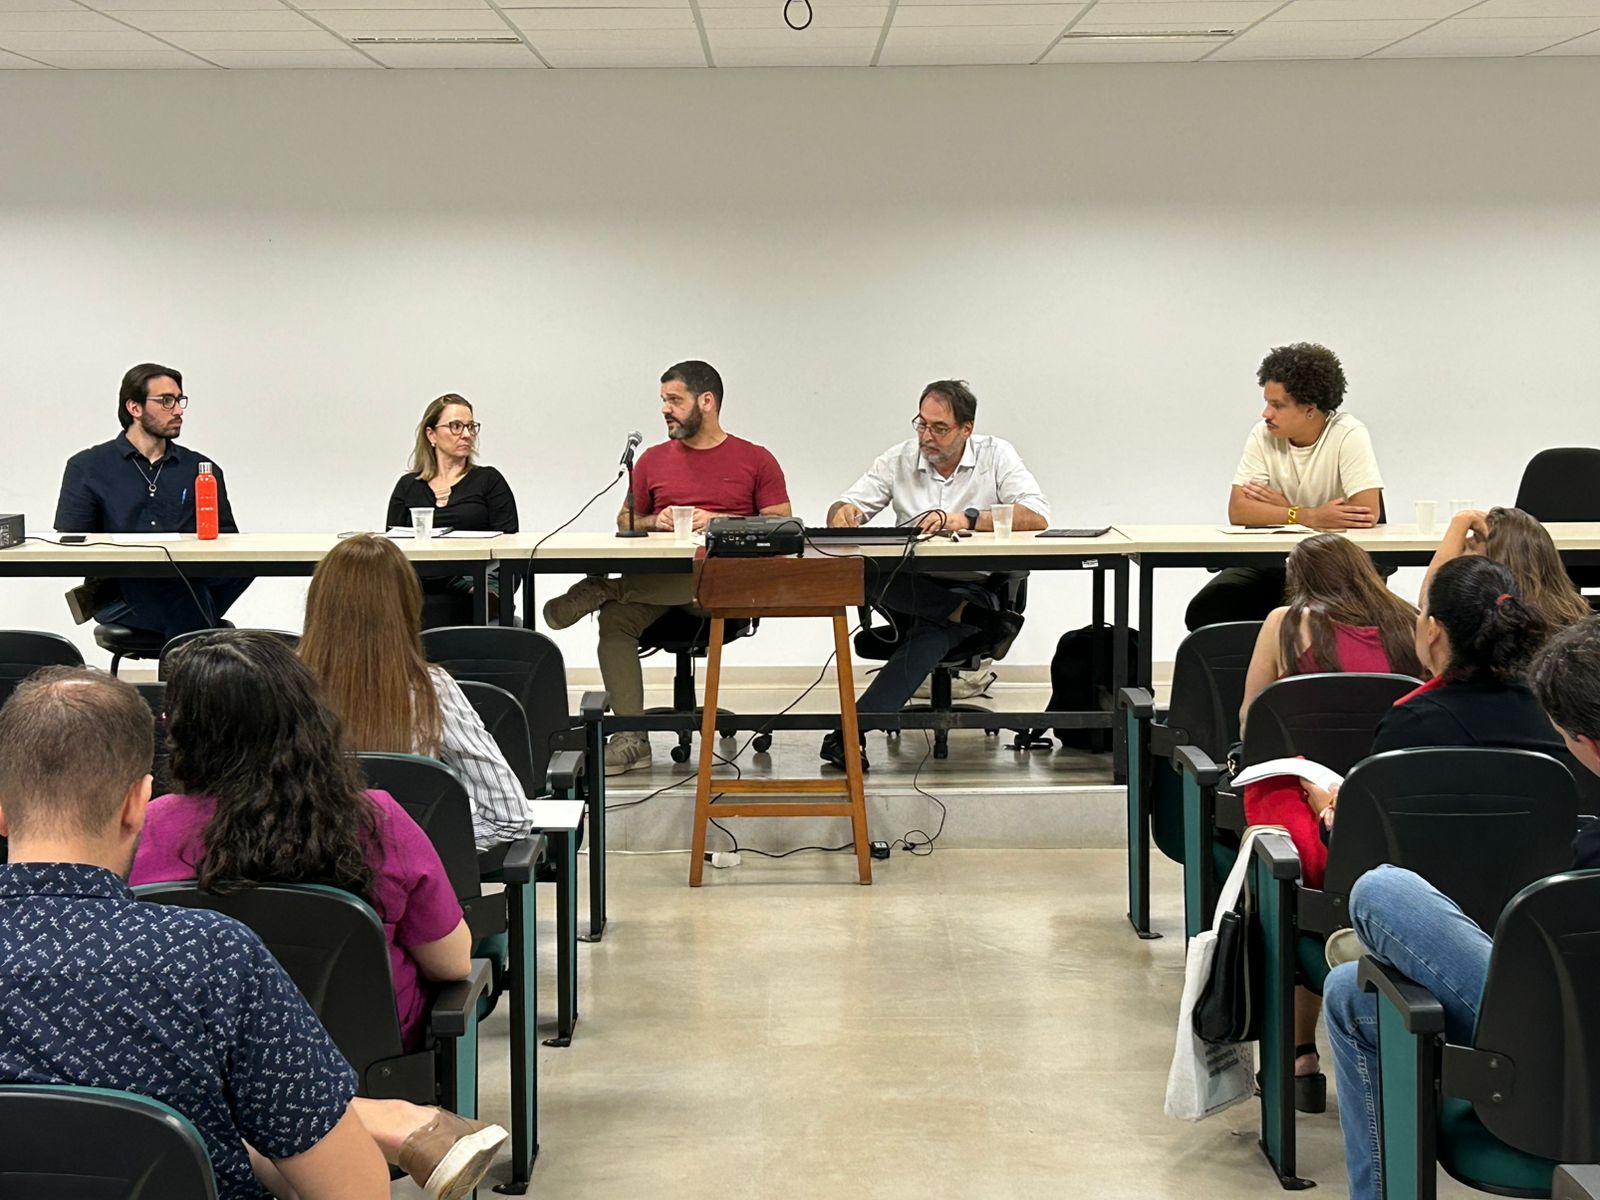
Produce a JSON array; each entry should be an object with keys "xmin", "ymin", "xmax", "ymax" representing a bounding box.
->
[{"xmin": 1287, "ymin": 505, "xmax": 1299, "ymax": 525}]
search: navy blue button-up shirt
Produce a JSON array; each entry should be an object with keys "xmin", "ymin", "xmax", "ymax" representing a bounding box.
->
[
  {"xmin": 0, "ymin": 863, "xmax": 356, "ymax": 1199},
  {"xmin": 54, "ymin": 433, "xmax": 240, "ymax": 535}
]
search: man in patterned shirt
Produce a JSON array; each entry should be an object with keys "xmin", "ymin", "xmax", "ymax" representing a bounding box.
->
[{"xmin": 0, "ymin": 668, "xmax": 503, "ymax": 1200}]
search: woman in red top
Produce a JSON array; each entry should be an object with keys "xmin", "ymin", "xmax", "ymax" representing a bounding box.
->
[{"xmin": 1239, "ymin": 533, "xmax": 1424, "ymax": 728}]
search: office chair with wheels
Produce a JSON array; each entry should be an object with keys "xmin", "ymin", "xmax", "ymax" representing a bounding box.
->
[
  {"xmin": 0, "ymin": 630, "xmax": 84, "ymax": 708},
  {"xmin": 0, "ymin": 1084, "xmax": 218, "ymax": 1200},
  {"xmin": 637, "ymin": 609, "xmax": 764, "ymax": 763},
  {"xmin": 1515, "ymin": 447, "xmax": 1600, "ymax": 595}
]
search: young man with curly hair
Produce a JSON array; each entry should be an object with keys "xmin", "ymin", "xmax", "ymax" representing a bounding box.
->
[{"xmin": 1186, "ymin": 342, "xmax": 1387, "ymax": 630}]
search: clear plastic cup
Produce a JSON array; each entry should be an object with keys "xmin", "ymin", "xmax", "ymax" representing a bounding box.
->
[
  {"xmin": 1451, "ymin": 499, "xmax": 1474, "ymax": 515},
  {"xmin": 990, "ymin": 503, "xmax": 1014, "ymax": 540},
  {"xmin": 671, "ymin": 505, "xmax": 696, "ymax": 541},
  {"xmin": 1415, "ymin": 500, "xmax": 1438, "ymax": 535},
  {"xmin": 410, "ymin": 507, "xmax": 435, "ymax": 540}
]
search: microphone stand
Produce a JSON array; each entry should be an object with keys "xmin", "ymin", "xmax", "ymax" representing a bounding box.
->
[{"xmin": 616, "ymin": 443, "xmax": 647, "ymax": 539}]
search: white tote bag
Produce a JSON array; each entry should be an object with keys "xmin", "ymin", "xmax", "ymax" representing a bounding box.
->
[{"xmin": 1163, "ymin": 826, "xmax": 1282, "ymax": 1122}]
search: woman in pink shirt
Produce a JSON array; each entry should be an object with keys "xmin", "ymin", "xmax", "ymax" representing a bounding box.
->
[{"xmin": 130, "ymin": 630, "xmax": 505, "ymax": 1200}]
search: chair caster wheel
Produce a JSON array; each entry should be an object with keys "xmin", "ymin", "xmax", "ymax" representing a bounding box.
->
[
  {"xmin": 984, "ymin": 729, "xmax": 999, "ymax": 738},
  {"xmin": 718, "ymin": 727, "xmax": 736, "ymax": 741},
  {"xmin": 670, "ymin": 744, "xmax": 691, "ymax": 764},
  {"xmin": 753, "ymin": 733, "xmax": 773, "ymax": 753},
  {"xmin": 933, "ymin": 743, "xmax": 949, "ymax": 760}
]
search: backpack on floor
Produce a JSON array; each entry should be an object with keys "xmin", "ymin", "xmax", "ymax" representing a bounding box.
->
[{"xmin": 1043, "ymin": 623, "xmax": 1142, "ymax": 752}]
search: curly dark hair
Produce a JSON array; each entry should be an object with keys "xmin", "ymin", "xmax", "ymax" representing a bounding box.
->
[
  {"xmin": 1531, "ymin": 616, "xmax": 1600, "ymax": 741},
  {"xmin": 1426, "ymin": 556, "xmax": 1551, "ymax": 685},
  {"xmin": 1257, "ymin": 343, "xmax": 1347, "ymax": 413},
  {"xmin": 164, "ymin": 630, "xmax": 379, "ymax": 902}
]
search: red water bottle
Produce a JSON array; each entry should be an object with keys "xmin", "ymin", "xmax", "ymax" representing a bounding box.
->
[{"xmin": 195, "ymin": 462, "xmax": 219, "ymax": 540}]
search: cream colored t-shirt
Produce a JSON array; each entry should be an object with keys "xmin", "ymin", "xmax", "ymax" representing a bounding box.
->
[{"xmin": 1231, "ymin": 411, "xmax": 1384, "ymax": 509}]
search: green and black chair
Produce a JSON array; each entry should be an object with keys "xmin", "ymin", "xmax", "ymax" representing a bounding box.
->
[
  {"xmin": 1174, "ymin": 670, "xmax": 1419, "ymax": 942},
  {"xmin": 421, "ymin": 624, "xmax": 610, "ymax": 941},
  {"xmin": 1117, "ymin": 620, "xmax": 1260, "ymax": 938},
  {"xmin": 1359, "ymin": 869, "xmax": 1600, "ymax": 1199},
  {"xmin": 0, "ymin": 1083, "xmax": 217, "ymax": 1199},
  {"xmin": 135, "ymin": 882, "xmax": 490, "ymax": 1120},
  {"xmin": 0, "ymin": 630, "xmax": 83, "ymax": 710},
  {"xmin": 356, "ymin": 750, "xmax": 545, "ymax": 1193},
  {"xmin": 1248, "ymin": 748, "xmax": 1580, "ymax": 1190}
]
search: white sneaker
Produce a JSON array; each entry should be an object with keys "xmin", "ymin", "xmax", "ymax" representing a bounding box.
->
[{"xmin": 604, "ymin": 732, "xmax": 652, "ymax": 776}]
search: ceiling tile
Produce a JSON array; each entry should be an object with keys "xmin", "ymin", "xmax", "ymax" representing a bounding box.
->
[
  {"xmin": 1074, "ymin": 1, "xmax": 1277, "ymax": 26},
  {"xmin": 715, "ymin": 43, "xmax": 872, "ymax": 61},
  {"xmin": 119, "ymin": 8, "xmax": 317, "ymax": 30},
  {"xmin": 1533, "ymin": 24, "xmax": 1600, "ymax": 45},
  {"xmin": 1241, "ymin": 17, "xmax": 1431, "ymax": 37},
  {"xmin": 1042, "ymin": 37, "xmax": 1215, "ymax": 58},
  {"xmin": 0, "ymin": 10, "xmax": 126, "ymax": 29},
  {"xmin": 892, "ymin": 3, "xmax": 1077, "ymax": 24},
  {"xmin": 1275, "ymin": 0, "xmax": 1472, "ymax": 16},
  {"xmin": 319, "ymin": 6, "xmax": 508, "ymax": 28},
  {"xmin": 877, "ymin": 41, "xmax": 1040, "ymax": 60},
  {"xmin": 700, "ymin": 4, "xmax": 883, "ymax": 27},
  {"xmin": 501, "ymin": 0, "xmax": 682, "ymax": 6},
  {"xmin": 0, "ymin": 0, "xmax": 84, "ymax": 11},
  {"xmin": 1372, "ymin": 30, "xmax": 1585, "ymax": 52},
  {"xmin": 708, "ymin": 23, "xmax": 876, "ymax": 43},
  {"xmin": 95, "ymin": 0, "xmax": 286, "ymax": 9},
  {"xmin": 540, "ymin": 42, "xmax": 703, "ymax": 60},
  {"xmin": 1466, "ymin": 0, "xmax": 1600, "ymax": 14},
  {"xmin": 293, "ymin": 0, "xmax": 488, "ymax": 7},
  {"xmin": 0, "ymin": 44, "xmax": 49, "ymax": 60},
  {"xmin": 166, "ymin": 27, "xmax": 341, "ymax": 45},
  {"xmin": 25, "ymin": 45, "xmax": 211, "ymax": 61},
  {"xmin": 507, "ymin": 6, "xmax": 691, "ymax": 26},
  {"xmin": 881, "ymin": 20, "xmax": 1056, "ymax": 42},
  {"xmin": 0, "ymin": 26, "xmax": 167, "ymax": 46},
  {"xmin": 1432, "ymin": 13, "xmax": 1600, "ymax": 33},
  {"xmin": 199, "ymin": 44, "xmax": 376, "ymax": 60},
  {"xmin": 524, "ymin": 22, "xmax": 697, "ymax": 42},
  {"xmin": 361, "ymin": 37, "xmax": 542, "ymax": 59},
  {"xmin": 1209, "ymin": 35, "xmax": 1394, "ymax": 54}
]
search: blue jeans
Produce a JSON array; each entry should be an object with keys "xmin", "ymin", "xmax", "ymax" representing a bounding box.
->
[
  {"xmin": 854, "ymin": 572, "xmax": 995, "ymax": 715},
  {"xmin": 95, "ymin": 576, "xmax": 253, "ymax": 642},
  {"xmin": 1324, "ymin": 867, "xmax": 1492, "ymax": 1200}
]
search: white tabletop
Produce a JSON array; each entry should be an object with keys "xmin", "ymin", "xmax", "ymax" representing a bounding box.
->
[
  {"xmin": 3, "ymin": 532, "xmax": 504, "ymax": 565},
  {"xmin": 526, "ymin": 798, "xmax": 585, "ymax": 832},
  {"xmin": 498, "ymin": 529, "xmax": 1136, "ymax": 561},
  {"xmin": 1119, "ymin": 522, "xmax": 1600, "ymax": 555}
]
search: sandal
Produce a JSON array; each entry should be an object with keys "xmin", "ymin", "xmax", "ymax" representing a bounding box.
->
[{"xmin": 1295, "ymin": 1041, "xmax": 1327, "ymax": 1114}]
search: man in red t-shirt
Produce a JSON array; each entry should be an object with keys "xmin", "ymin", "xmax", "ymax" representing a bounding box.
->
[{"xmin": 542, "ymin": 360, "xmax": 792, "ymax": 775}]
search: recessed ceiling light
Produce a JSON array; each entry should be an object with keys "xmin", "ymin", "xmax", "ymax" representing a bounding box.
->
[{"xmin": 1063, "ymin": 29, "xmax": 1236, "ymax": 42}]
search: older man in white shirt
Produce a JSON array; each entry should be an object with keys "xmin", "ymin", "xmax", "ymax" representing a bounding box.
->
[{"xmin": 823, "ymin": 379, "xmax": 1050, "ymax": 769}]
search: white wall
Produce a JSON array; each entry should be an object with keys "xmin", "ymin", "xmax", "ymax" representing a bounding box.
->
[{"xmin": 2, "ymin": 59, "xmax": 1598, "ymax": 672}]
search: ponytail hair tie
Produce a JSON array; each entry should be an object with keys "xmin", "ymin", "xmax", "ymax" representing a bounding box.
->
[{"xmin": 1496, "ymin": 593, "xmax": 1512, "ymax": 606}]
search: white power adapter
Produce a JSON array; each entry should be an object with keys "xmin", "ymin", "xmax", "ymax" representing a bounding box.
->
[{"xmin": 704, "ymin": 851, "xmax": 742, "ymax": 869}]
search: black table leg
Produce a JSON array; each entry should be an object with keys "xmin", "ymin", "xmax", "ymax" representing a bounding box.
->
[
  {"xmin": 1138, "ymin": 557, "xmax": 1155, "ymax": 691},
  {"xmin": 1112, "ymin": 557, "xmax": 1130, "ymax": 782}
]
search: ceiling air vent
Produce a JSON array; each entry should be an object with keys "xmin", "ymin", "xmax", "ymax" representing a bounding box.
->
[
  {"xmin": 349, "ymin": 35, "xmax": 523, "ymax": 44},
  {"xmin": 1063, "ymin": 29, "xmax": 1237, "ymax": 41}
]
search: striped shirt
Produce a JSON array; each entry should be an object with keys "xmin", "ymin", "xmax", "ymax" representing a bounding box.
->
[{"xmin": 430, "ymin": 668, "xmax": 535, "ymax": 851}]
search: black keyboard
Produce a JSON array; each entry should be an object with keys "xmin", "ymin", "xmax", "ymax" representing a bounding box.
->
[{"xmin": 804, "ymin": 526, "xmax": 923, "ymax": 544}]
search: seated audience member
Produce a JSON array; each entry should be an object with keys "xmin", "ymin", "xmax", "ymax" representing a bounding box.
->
[
  {"xmin": 0, "ymin": 667, "xmax": 503, "ymax": 1200},
  {"xmin": 54, "ymin": 362, "xmax": 251, "ymax": 640},
  {"xmin": 386, "ymin": 393, "xmax": 519, "ymax": 627},
  {"xmin": 1187, "ymin": 343, "xmax": 1384, "ymax": 631},
  {"xmin": 540, "ymin": 360, "xmax": 792, "ymax": 775},
  {"xmin": 1423, "ymin": 506, "xmax": 1590, "ymax": 629},
  {"xmin": 1239, "ymin": 533, "xmax": 1423, "ymax": 726},
  {"xmin": 1322, "ymin": 616, "xmax": 1600, "ymax": 1200},
  {"xmin": 823, "ymin": 379, "xmax": 1049, "ymax": 770},
  {"xmin": 300, "ymin": 534, "xmax": 533, "ymax": 852}
]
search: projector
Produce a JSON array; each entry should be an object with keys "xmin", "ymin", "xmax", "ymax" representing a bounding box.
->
[
  {"xmin": 0, "ymin": 513, "xmax": 23, "ymax": 549},
  {"xmin": 704, "ymin": 516, "xmax": 804, "ymax": 558}
]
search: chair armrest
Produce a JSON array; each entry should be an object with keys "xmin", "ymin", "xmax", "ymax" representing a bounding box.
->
[
  {"xmin": 579, "ymin": 690, "xmax": 607, "ymax": 722},
  {"xmin": 479, "ymin": 834, "xmax": 546, "ymax": 886},
  {"xmin": 1250, "ymin": 828, "xmax": 1303, "ymax": 882},
  {"xmin": 1117, "ymin": 687, "xmax": 1155, "ymax": 719},
  {"xmin": 546, "ymin": 749, "xmax": 585, "ymax": 796},
  {"xmin": 1440, "ymin": 1044, "xmax": 1516, "ymax": 1106},
  {"xmin": 1214, "ymin": 786, "xmax": 1246, "ymax": 834},
  {"xmin": 427, "ymin": 958, "xmax": 493, "ymax": 1039},
  {"xmin": 1358, "ymin": 957, "xmax": 1447, "ymax": 1035},
  {"xmin": 1173, "ymin": 744, "xmax": 1223, "ymax": 788}
]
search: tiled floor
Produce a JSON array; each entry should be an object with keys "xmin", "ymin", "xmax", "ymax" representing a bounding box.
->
[{"xmin": 413, "ymin": 848, "xmax": 1476, "ymax": 1199}]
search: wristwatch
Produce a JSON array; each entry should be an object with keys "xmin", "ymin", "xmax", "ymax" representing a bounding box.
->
[
  {"xmin": 963, "ymin": 507, "xmax": 981, "ymax": 530},
  {"xmin": 1287, "ymin": 505, "xmax": 1300, "ymax": 525}
]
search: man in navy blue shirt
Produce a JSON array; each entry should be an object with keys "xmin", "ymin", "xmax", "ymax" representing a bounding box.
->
[
  {"xmin": 54, "ymin": 362, "xmax": 251, "ymax": 640},
  {"xmin": 0, "ymin": 668, "xmax": 508, "ymax": 1200}
]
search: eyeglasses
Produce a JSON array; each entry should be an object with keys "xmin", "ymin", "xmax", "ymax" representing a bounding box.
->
[
  {"xmin": 435, "ymin": 420, "xmax": 482, "ymax": 437},
  {"xmin": 145, "ymin": 394, "xmax": 188, "ymax": 412},
  {"xmin": 911, "ymin": 416, "xmax": 958, "ymax": 438}
]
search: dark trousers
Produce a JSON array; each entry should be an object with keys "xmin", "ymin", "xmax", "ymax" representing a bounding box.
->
[
  {"xmin": 855, "ymin": 572, "xmax": 995, "ymax": 715},
  {"xmin": 98, "ymin": 576, "xmax": 253, "ymax": 642},
  {"xmin": 1184, "ymin": 567, "xmax": 1286, "ymax": 632}
]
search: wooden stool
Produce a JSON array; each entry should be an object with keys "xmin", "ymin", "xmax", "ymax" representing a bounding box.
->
[{"xmin": 688, "ymin": 553, "xmax": 871, "ymax": 886}]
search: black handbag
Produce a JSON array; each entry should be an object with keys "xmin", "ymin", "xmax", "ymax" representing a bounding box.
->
[{"xmin": 1192, "ymin": 837, "xmax": 1266, "ymax": 1045}]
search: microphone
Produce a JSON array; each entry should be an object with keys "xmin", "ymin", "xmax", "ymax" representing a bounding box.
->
[{"xmin": 618, "ymin": 429, "xmax": 643, "ymax": 466}]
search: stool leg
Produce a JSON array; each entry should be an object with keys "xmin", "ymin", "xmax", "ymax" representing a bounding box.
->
[
  {"xmin": 689, "ymin": 617, "xmax": 726, "ymax": 887},
  {"xmin": 832, "ymin": 612, "xmax": 872, "ymax": 885}
]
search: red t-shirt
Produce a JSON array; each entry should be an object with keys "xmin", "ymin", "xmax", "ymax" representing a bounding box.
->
[{"xmin": 631, "ymin": 434, "xmax": 789, "ymax": 517}]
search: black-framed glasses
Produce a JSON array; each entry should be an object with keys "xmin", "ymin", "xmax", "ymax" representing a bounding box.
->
[
  {"xmin": 145, "ymin": 394, "xmax": 188, "ymax": 411},
  {"xmin": 911, "ymin": 416, "xmax": 957, "ymax": 438},
  {"xmin": 435, "ymin": 420, "xmax": 482, "ymax": 437}
]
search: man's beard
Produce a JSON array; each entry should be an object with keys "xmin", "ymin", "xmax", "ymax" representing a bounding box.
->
[
  {"xmin": 138, "ymin": 410, "xmax": 178, "ymax": 443},
  {"xmin": 668, "ymin": 407, "xmax": 702, "ymax": 441}
]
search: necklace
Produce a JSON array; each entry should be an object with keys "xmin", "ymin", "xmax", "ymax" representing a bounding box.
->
[{"xmin": 132, "ymin": 455, "xmax": 167, "ymax": 497}]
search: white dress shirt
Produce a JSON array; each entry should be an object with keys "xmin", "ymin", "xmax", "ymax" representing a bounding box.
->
[
  {"xmin": 429, "ymin": 667, "xmax": 535, "ymax": 851},
  {"xmin": 837, "ymin": 434, "xmax": 1051, "ymax": 526}
]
